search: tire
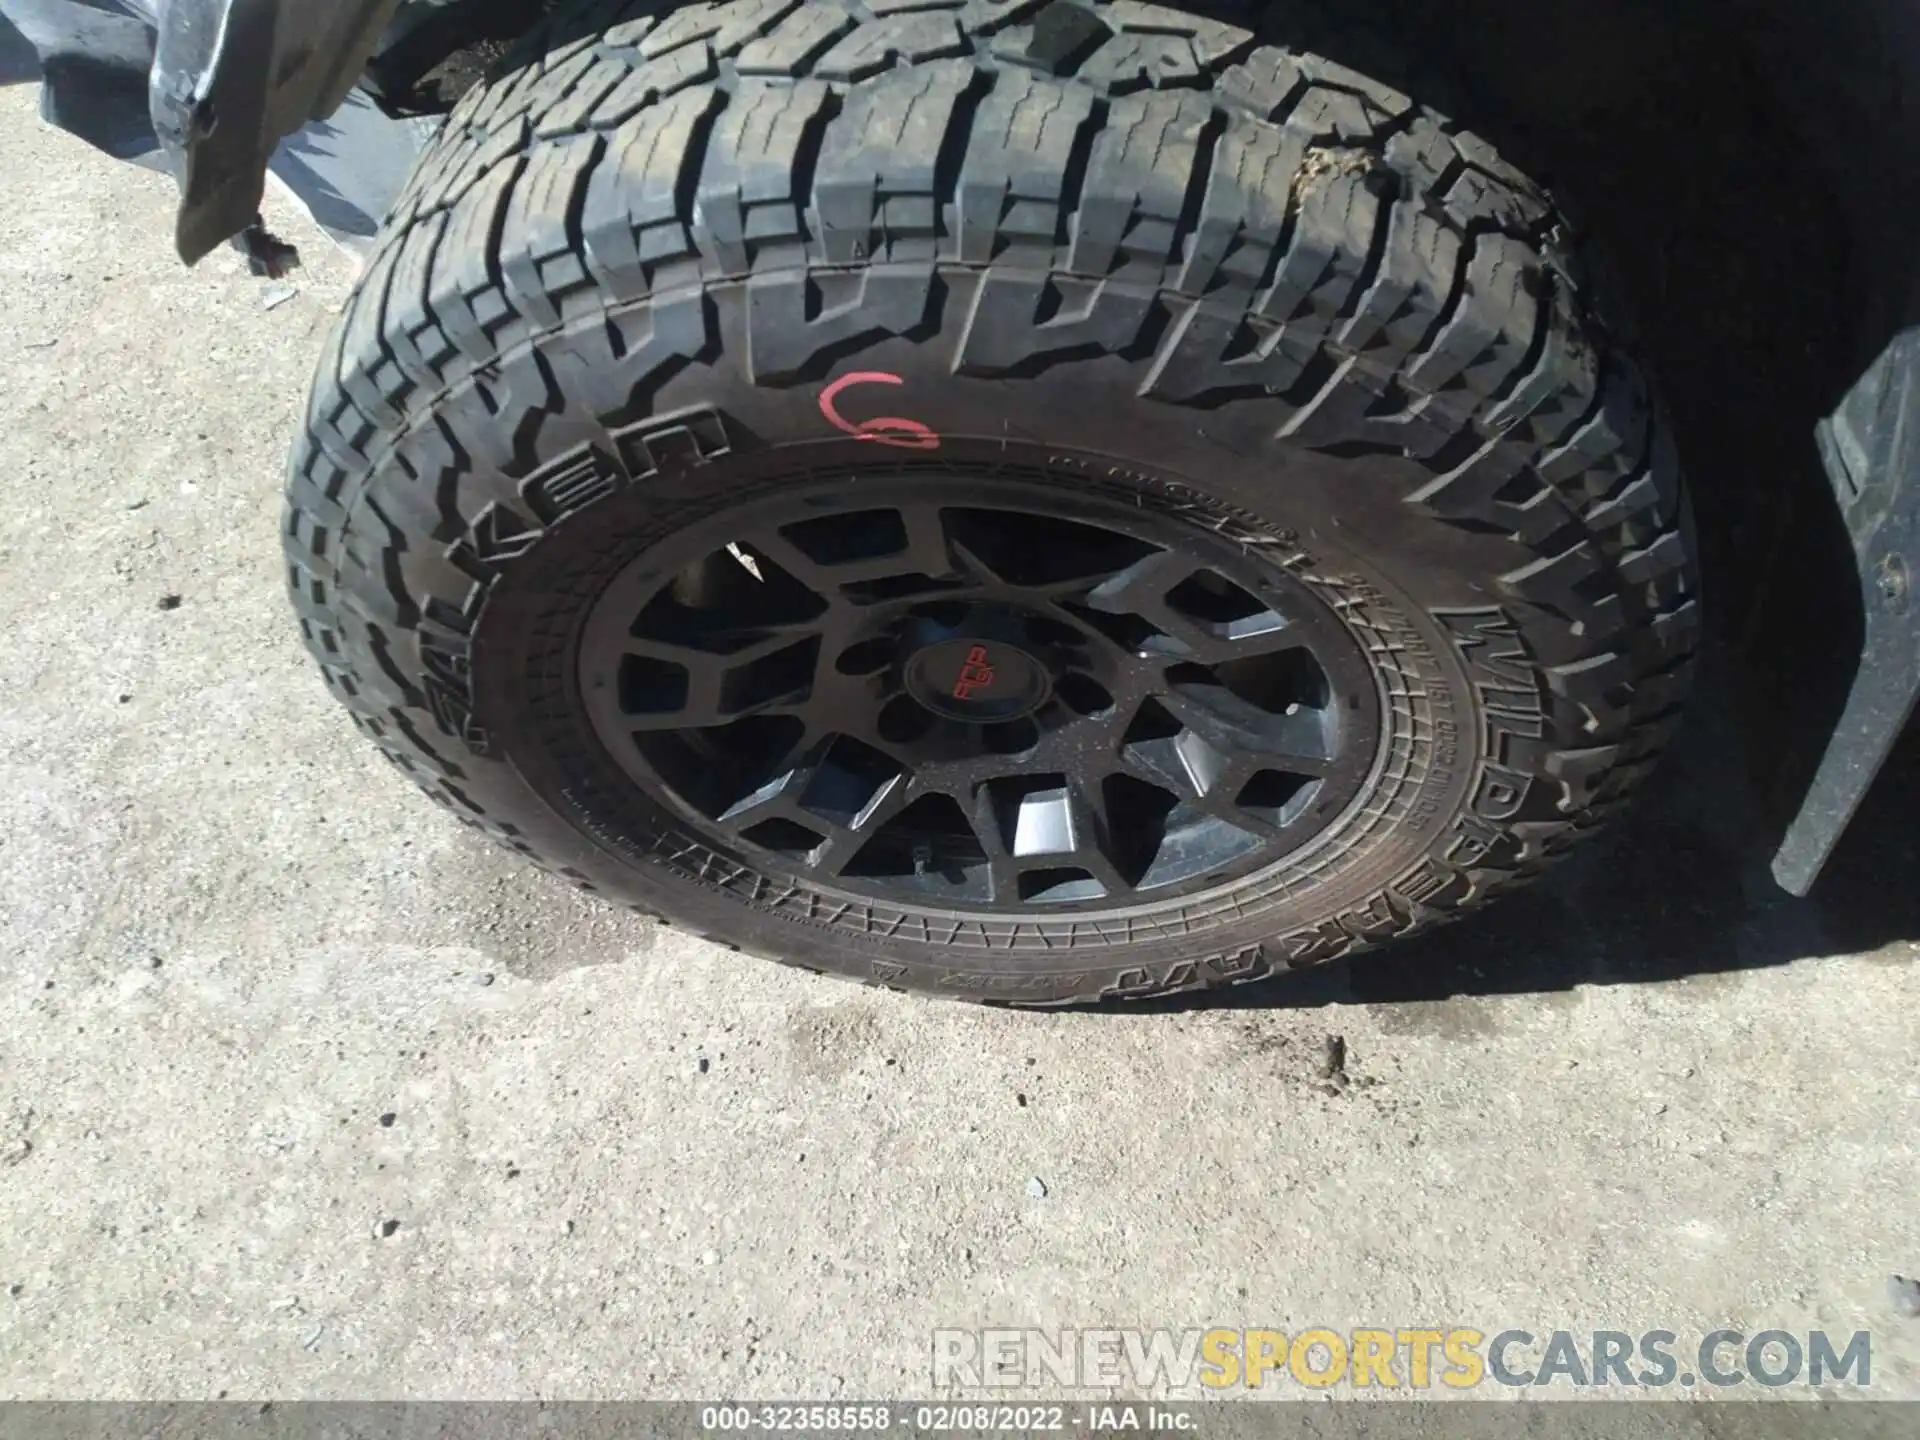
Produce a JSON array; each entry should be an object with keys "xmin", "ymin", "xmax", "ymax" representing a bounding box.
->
[{"xmin": 284, "ymin": 0, "xmax": 1698, "ymax": 1005}]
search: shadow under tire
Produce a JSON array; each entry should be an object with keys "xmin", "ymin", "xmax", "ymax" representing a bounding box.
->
[{"xmin": 283, "ymin": 0, "xmax": 1699, "ymax": 1005}]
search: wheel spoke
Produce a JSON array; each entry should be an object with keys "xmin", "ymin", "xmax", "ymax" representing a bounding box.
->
[
  {"xmin": 621, "ymin": 628, "xmax": 825, "ymax": 730},
  {"xmin": 624, "ymin": 686, "xmax": 810, "ymax": 730},
  {"xmin": 717, "ymin": 734, "xmax": 918, "ymax": 874},
  {"xmin": 1158, "ymin": 684, "xmax": 1335, "ymax": 773},
  {"xmin": 891, "ymin": 502, "xmax": 960, "ymax": 582},
  {"xmin": 713, "ymin": 729, "xmax": 834, "ymax": 826},
  {"xmin": 622, "ymin": 682, "xmax": 810, "ymax": 731},
  {"xmin": 1074, "ymin": 551, "xmax": 1310, "ymax": 666},
  {"xmin": 760, "ymin": 715, "xmax": 833, "ymax": 785},
  {"xmin": 1159, "ymin": 769, "xmax": 1288, "ymax": 838},
  {"xmin": 1199, "ymin": 798, "xmax": 1286, "ymax": 841},
  {"xmin": 809, "ymin": 776, "xmax": 919, "ymax": 877},
  {"xmin": 960, "ymin": 783, "xmax": 1023, "ymax": 902},
  {"xmin": 736, "ymin": 530, "xmax": 837, "ymax": 592},
  {"xmin": 1062, "ymin": 778, "xmax": 1133, "ymax": 897},
  {"xmin": 713, "ymin": 766, "xmax": 805, "ymax": 828},
  {"xmin": 1108, "ymin": 739, "xmax": 1263, "ymax": 842},
  {"xmin": 746, "ymin": 503, "xmax": 966, "ymax": 593},
  {"xmin": 913, "ymin": 720, "xmax": 1076, "ymax": 791},
  {"xmin": 947, "ymin": 536, "xmax": 1008, "ymax": 590},
  {"xmin": 623, "ymin": 626, "xmax": 813, "ymax": 670},
  {"xmin": 1119, "ymin": 720, "xmax": 1239, "ymax": 800},
  {"xmin": 1202, "ymin": 609, "xmax": 1306, "ymax": 662},
  {"xmin": 1080, "ymin": 550, "xmax": 1207, "ymax": 657},
  {"xmin": 970, "ymin": 779, "xmax": 1129, "ymax": 900}
]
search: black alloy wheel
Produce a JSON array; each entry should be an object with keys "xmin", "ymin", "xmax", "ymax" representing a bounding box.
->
[{"xmin": 577, "ymin": 477, "xmax": 1382, "ymax": 912}]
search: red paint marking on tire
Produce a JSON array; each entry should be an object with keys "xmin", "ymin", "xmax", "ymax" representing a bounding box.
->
[{"xmin": 818, "ymin": 371, "xmax": 940, "ymax": 451}]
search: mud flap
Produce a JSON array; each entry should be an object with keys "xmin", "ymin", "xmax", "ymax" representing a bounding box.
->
[{"xmin": 1773, "ymin": 326, "xmax": 1920, "ymax": 894}]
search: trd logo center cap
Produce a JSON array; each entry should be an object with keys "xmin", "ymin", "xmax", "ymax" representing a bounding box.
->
[{"xmin": 904, "ymin": 636, "xmax": 1052, "ymax": 722}]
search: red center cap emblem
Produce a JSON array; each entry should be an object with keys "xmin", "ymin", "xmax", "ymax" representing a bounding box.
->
[
  {"xmin": 906, "ymin": 636, "xmax": 1049, "ymax": 722},
  {"xmin": 950, "ymin": 644, "xmax": 998, "ymax": 701}
]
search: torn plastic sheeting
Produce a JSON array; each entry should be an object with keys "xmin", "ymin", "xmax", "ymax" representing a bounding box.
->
[
  {"xmin": 0, "ymin": 0, "xmax": 427, "ymax": 255},
  {"xmin": 0, "ymin": 0, "xmax": 163, "ymax": 162}
]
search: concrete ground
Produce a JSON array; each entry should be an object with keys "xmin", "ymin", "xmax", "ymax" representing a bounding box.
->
[{"xmin": 0, "ymin": 83, "xmax": 1918, "ymax": 1402}]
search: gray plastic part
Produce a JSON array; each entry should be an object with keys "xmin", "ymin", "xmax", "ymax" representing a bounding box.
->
[
  {"xmin": 1, "ymin": 0, "xmax": 427, "ymax": 256},
  {"xmin": 1773, "ymin": 326, "xmax": 1920, "ymax": 894}
]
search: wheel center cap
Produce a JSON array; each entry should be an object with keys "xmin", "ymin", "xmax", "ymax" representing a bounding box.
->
[{"xmin": 905, "ymin": 635, "xmax": 1052, "ymax": 722}]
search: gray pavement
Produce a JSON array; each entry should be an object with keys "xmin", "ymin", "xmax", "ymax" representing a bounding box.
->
[{"xmin": 1, "ymin": 85, "xmax": 1918, "ymax": 1401}]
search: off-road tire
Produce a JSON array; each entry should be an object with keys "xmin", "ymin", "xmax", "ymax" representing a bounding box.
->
[{"xmin": 283, "ymin": 0, "xmax": 1698, "ymax": 1004}]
